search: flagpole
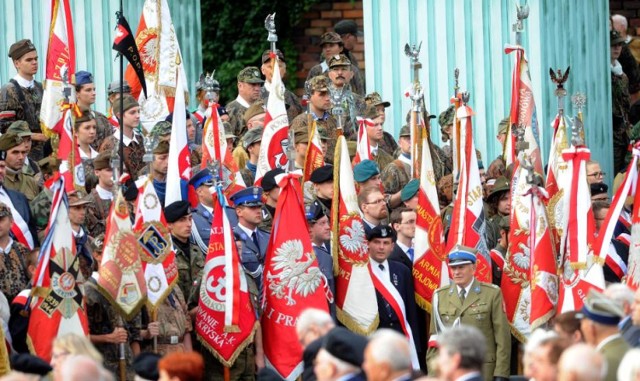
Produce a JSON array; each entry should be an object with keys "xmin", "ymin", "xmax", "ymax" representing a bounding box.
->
[
  {"xmin": 117, "ymin": 0, "xmax": 125, "ymax": 178},
  {"xmin": 404, "ymin": 42, "xmax": 423, "ymax": 179}
]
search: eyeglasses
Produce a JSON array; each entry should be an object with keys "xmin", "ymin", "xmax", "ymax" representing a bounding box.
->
[
  {"xmin": 365, "ymin": 198, "xmax": 386, "ymax": 205},
  {"xmin": 587, "ymin": 172, "xmax": 606, "ymax": 178}
]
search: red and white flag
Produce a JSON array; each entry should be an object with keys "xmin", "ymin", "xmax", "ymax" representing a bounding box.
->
[
  {"xmin": 56, "ymin": 108, "xmax": 85, "ymax": 192},
  {"xmin": 28, "ymin": 177, "xmax": 88, "ymax": 362},
  {"xmin": 557, "ymin": 144, "xmax": 605, "ymax": 312},
  {"xmin": 126, "ymin": 0, "xmax": 188, "ymax": 131},
  {"xmin": 303, "ymin": 120, "xmax": 324, "ymax": 182},
  {"xmin": 504, "ymin": 45, "xmax": 544, "ymax": 176},
  {"xmin": 413, "ymin": 127, "xmax": 447, "ymax": 311},
  {"xmin": 255, "ymin": 54, "xmax": 290, "ymax": 185},
  {"xmin": 353, "ymin": 117, "xmax": 372, "ymax": 165},
  {"xmin": 201, "ymin": 103, "xmax": 237, "ymax": 172},
  {"xmin": 262, "ymin": 173, "xmax": 330, "ymax": 380},
  {"xmin": 445, "ymin": 103, "xmax": 492, "ymax": 282},
  {"xmin": 545, "ymin": 113, "xmax": 571, "ymax": 257},
  {"xmin": 40, "ymin": 0, "xmax": 76, "ymax": 136},
  {"xmin": 627, "ymin": 182, "xmax": 640, "ymax": 290},
  {"xmin": 196, "ymin": 187, "xmax": 258, "ymax": 366},
  {"xmin": 97, "ymin": 187, "xmax": 147, "ymax": 320},
  {"xmin": 133, "ymin": 180, "xmax": 178, "ymax": 310},
  {"xmin": 331, "ymin": 136, "xmax": 378, "ymax": 333}
]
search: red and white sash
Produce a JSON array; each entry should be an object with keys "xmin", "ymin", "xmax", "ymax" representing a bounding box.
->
[{"xmin": 0, "ymin": 189, "xmax": 34, "ymax": 250}]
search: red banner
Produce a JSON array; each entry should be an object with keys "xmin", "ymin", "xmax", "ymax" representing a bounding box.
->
[{"xmin": 303, "ymin": 120, "xmax": 325, "ymax": 182}]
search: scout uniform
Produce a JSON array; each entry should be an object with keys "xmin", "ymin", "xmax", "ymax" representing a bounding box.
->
[
  {"xmin": 484, "ymin": 176, "xmax": 510, "ymax": 252},
  {"xmin": 381, "ymin": 125, "xmax": 411, "ymax": 195},
  {"xmin": 105, "ymin": 80, "xmax": 132, "ymax": 129},
  {"xmin": 238, "ymin": 127, "xmax": 263, "ymax": 187},
  {"xmin": 0, "ymin": 40, "xmax": 45, "ymax": 160},
  {"xmin": 0, "ymin": 133, "xmax": 40, "ymax": 202},
  {"xmin": 147, "ymin": 286, "xmax": 192, "ymax": 356},
  {"xmin": 0, "ymin": 203, "xmax": 30, "ymax": 303},
  {"xmin": 259, "ymin": 49, "xmax": 304, "ymax": 123},
  {"xmin": 85, "ymin": 151, "xmax": 114, "ymax": 238},
  {"xmin": 226, "ymin": 66, "xmax": 264, "ymax": 139},
  {"xmin": 364, "ymin": 92, "xmax": 398, "ymax": 156},
  {"xmin": 74, "ymin": 71, "xmax": 114, "ymax": 151},
  {"xmin": 428, "ymin": 246, "xmax": 511, "ymax": 381}
]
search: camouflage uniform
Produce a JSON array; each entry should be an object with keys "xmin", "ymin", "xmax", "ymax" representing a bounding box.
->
[
  {"xmin": 0, "ymin": 80, "xmax": 45, "ymax": 160},
  {"xmin": 612, "ymin": 70, "xmax": 631, "ymax": 174},
  {"xmin": 84, "ymin": 276, "xmax": 142, "ymax": 381},
  {"xmin": 29, "ymin": 188, "xmax": 52, "ymax": 243},
  {"xmin": 381, "ymin": 159, "xmax": 411, "ymax": 195},
  {"xmin": 145, "ymin": 287, "xmax": 192, "ymax": 356},
  {"xmin": 173, "ymin": 237, "xmax": 205, "ymax": 308},
  {"xmin": 239, "ymin": 167, "xmax": 256, "ymax": 188},
  {"xmin": 225, "ymin": 100, "xmax": 249, "ymax": 139},
  {"xmin": 0, "ymin": 240, "xmax": 30, "ymax": 302},
  {"xmin": 260, "ymin": 86, "xmax": 303, "ymax": 124},
  {"xmin": 371, "ymin": 149, "xmax": 394, "ymax": 175},
  {"xmin": 92, "ymin": 111, "xmax": 114, "ymax": 151},
  {"xmin": 99, "ymin": 134, "xmax": 146, "ymax": 180},
  {"xmin": 259, "ymin": 204, "xmax": 275, "ymax": 233},
  {"xmin": 307, "ymin": 62, "xmax": 365, "ymax": 96},
  {"xmin": 441, "ymin": 204, "xmax": 454, "ymax": 239},
  {"xmin": 4, "ymin": 168, "xmax": 40, "ymax": 202},
  {"xmin": 85, "ymin": 189, "xmax": 112, "ymax": 238}
]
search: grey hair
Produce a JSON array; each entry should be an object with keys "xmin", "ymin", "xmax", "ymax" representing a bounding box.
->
[
  {"xmin": 438, "ymin": 325, "xmax": 486, "ymax": 371},
  {"xmin": 296, "ymin": 308, "xmax": 334, "ymax": 335},
  {"xmin": 559, "ymin": 343, "xmax": 607, "ymax": 381},
  {"xmin": 316, "ymin": 348, "xmax": 359, "ymax": 375},
  {"xmin": 617, "ymin": 348, "xmax": 640, "ymax": 381},
  {"xmin": 524, "ymin": 328, "xmax": 558, "ymax": 354},
  {"xmin": 604, "ymin": 283, "xmax": 635, "ymax": 308},
  {"xmin": 368, "ymin": 329, "xmax": 412, "ymax": 372},
  {"xmin": 612, "ymin": 14, "xmax": 629, "ymax": 31},
  {"xmin": 60, "ymin": 355, "xmax": 107, "ymax": 381}
]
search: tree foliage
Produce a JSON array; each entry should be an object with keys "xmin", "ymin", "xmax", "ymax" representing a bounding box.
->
[{"xmin": 201, "ymin": 0, "xmax": 319, "ymax": 103}]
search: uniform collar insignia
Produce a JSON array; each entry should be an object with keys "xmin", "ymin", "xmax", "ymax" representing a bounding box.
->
[{"xmin": 474, "ymin": 286, "xmax": 481, "ymax": 294}]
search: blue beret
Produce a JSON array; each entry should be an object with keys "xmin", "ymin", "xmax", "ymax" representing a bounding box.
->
[
  {"xmin": 447, "ymin": 245, "xmax": 477, "ymax": 266},
  {"xmin": 75, "ymin": 70, "xmax": 93, "ymax": 86},
  {"xmin": 164, "ymin": 200, "xmax": 192, "ymax": 223},
  {"xmin": 133, "ymin": 352, "xmax": 160, "ymax": 380},
  {"xmin": 305, "ymin": 200, "xmax": 326, "ymax": 222},
  {"xmin": 353, "ymin": 159, "xmax": 380, "ymax": 183},
  {"xmin": 366, "ymin": 224, "xmax": 396, "ymax": 241},
  {"xmin": 189, "ymin": 168, "xmax": 214, "ymax": 189},
  {"xmin": 230, "ymin": 186, "xmax": 263, "ymax": 207},
  {"xmin": 165, "ymin": 109, "xmax": 192, "ymax": 123},
  {"xmin": 401, "ymin": 179, "xmax": 420, "ymax": 202}
]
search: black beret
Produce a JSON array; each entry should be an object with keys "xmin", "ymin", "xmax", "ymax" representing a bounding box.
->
[
  {"xmin": 310, "ymin": 165, "xmax": 333, "ymax": 184},
  {"xmin": 322, "ymin": 326, "xmax": 368, "ymax": 367},
  {"xmin": 10, "ymin": 353, "xmax": 52, "ymax": 375},
  {"xmin": 165, "ymin": 200, "xmax": 192, "ymax": 223},
  {"xmin": 133, "ymin": 352, "xmax": 161, "ymax": 380},
  {"xmin": 366, "ymin": 224, "xmax": 396, "ymax": 242},
  {"xmin": 590, "ymin": 182, "xmax": 608, "ymax": 196},
  {"xmin": 305, "ymin": 200, "xmax": 326, "ymax": 222},
  {"xmin": 122, "ymin": 176, "xmax": 139, "ymax": 201},
  {"xmin": 262, "ymin": 168, "xmax": 285, "ymax": 192}
]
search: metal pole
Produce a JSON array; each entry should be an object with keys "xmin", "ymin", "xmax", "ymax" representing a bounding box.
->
[{"xmin": 118, "ymin": 0, "xmax": 125, "ymax": 177}]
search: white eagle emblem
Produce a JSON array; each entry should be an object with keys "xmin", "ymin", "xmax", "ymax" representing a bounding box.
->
[
  {"xmin": 512, "ymin": 243, "xmax": 531, "ymax": 270},
  {"xmin": 267, "ymin": 240, "xmax": 322, "ymax": 306},
  {"xmin": 340, "ymin": 220, "xmax": 367, "ymax": 256}
]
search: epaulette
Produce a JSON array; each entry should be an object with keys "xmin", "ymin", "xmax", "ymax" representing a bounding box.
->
[{"xmin": 480, "ymin": 282, "xmax": 500, "ymax": 290}]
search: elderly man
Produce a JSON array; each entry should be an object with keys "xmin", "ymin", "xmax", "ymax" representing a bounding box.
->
[
  {"xmin": 363, "ymin": 329, "xmax": 412, "ymax": 381},
  {"xmin": 326, "ymin": 54, "xmax": 366, "ymax": 139},
  {"xmin": 557, "ymin": 343, "xmax": 605, "ymax": 381},
  {"xmin": 226, "ymin": 66, "xmax": 264, "ymax": 138},
  {"xmin": 428, "ymin": 245, "xmax": 511, "ymax": 381},
  {"xmin": 604, "ymin": 283, "xmax": 640, "ymax": 347},
  {"xmin": 315, "ymin": 327, "xmax": 368, "ymax": 381},
  {"xmin": 435, "ymin": 325, "xmax": 486, "ymax": 381}
]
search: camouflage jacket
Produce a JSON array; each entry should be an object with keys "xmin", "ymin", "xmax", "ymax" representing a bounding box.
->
[
  {"xmin": 85, "ymin": 189, "xmax": 112, "ymax": 238},
  {"xmin": 0, "ymin": 241, "xmax": 30, "ymax": 303},
  {"xmin": 612, "ymin": 71, "xmax": 631, "ymax": 129},
  {"xmin": 0, "ymin": 80, "xmax": 45, "ymax": 161},
  {"xmin": 371, "ymin": 148, "xmax": 395, "ymax": 175},
  {"xmin": 92, "ymin": 110, "xmax": 114, "ymax": 151},
  {"xmin": 4, "ymin": 168, "xmax": 40, "ymax": 202},
  {"xmin": 381, "ymin": 159, "xmax": 411, "ymax": 195},
  {"xmin": 29, "ymin": 188, "xmax": 52, "ymax": 242},
  {"xmin": 99, "ymin": 134, "xmax": 146, "ymax": 180},
  {"xmin": 306, "ymin": 62, "xmax": 365, "ymax": 96},
  {"xmin": 260, "ymin": 86, "xmax": 304, "ymax": 123},
  {"xmin": 173, "ymin": 237, "xmax": 205, "ymax": 308},
  {"xmin": 225, "ymin": 99, "xmax": 249, "ymax": 141},
  {"xmin": 143, "ymin": 287, "xmax": 192, "ymax": 356}
]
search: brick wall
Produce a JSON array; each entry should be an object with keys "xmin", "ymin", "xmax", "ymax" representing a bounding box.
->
[
  {"xmin": 611, "ymin": 1, "xmax": 640, "ymax": 34},
  {"xmin": 292, "ymin": 1, "xmax": 365, "ymax": 96}
]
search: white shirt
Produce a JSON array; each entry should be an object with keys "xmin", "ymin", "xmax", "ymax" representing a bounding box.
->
[
  {"xmin": 234, "ymin": 95, "xmax": 251, "ymax": 108},
  {"xmin": 237, "ymin": 223, "xmax": 257, "ymax": 239},
  {"xmin": 95, "ymin": 185, "xmax": 113, "ymax": 201},
  {"xmin": 79, "ymin": 146, "xmax": 99, "ymax": 159},
  {"xmin": 13, "ymin": 74, "xmax": 34, "ymax": 89},
  {"xmin": 0, "ymin": 238, "xmax": 14, "ymax": 254},
  {"xmin": 114, "ymin": 129, "xmax": 141, "ymax": 147},
  {"xmin": 371, "ymin": 259, "xmax": 391, "ymax": 283},
  {"xmin": 456, "ymin": 278, "xmax": 475, "ymax": 299},
  {"xmin": 370, "ymin": 144, "xmax": 379, "ymax": 156}
]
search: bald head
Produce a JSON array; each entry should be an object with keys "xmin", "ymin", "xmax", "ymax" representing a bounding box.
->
[
  {"xmin": 612, "ymin": 14, "xmax": 629, "ymax": 37},
  {"xmin": 557, "ymin": 344, "xmax": 605, "ymax": 381}
]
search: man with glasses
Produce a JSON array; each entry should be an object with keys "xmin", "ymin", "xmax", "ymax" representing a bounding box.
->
[
  {"xmin": 358, "ymin": 186, "xmax": 389, "ymax": 236},
  {"xmin": 586, "ymin": 160, "xmax": 606, "ymax": 185}
]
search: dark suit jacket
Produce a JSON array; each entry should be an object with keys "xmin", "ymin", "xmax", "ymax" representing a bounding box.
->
[
  {"xmin": 621, "ymin": 316, "xmax": 640, "ymax": 347},
  {"xmin": 232, "ymin": 225, "xmax": 270, "ymax": 281},
  {"xmin": 313, "ymin": 244, "xmax": 336, "ymax": 318},
  {"xmin": 6, "ymin": 187, "xmax": 38, "ymax": 246},
  {"xmin": 375, "ymin": 260, "xmax": 419, "ymax": 351},
  {"xmin": 389, "ymin": 243, "xmax": 413, "ymax": 270}
]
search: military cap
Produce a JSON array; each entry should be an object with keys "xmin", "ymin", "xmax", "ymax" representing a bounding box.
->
[
  {"xmin": 243, "ymin": 101, "xmax": 266, "ymax": 124},
  {"xmin": 310, "ymin": 165, "xmax": 334, "ymax": 184},
  {"xmin": 37, "ymin": 156, "xmax": 59, "ymax": 172},
  {"xmin": 399, "ymin": 125, "xmax": 410, "ymax": 138},
  {"xmin": 262, "ymin": 168, "xmax": 285, "ymax": 192},
  {"xmin": 153, "ymin": 140, "xmax": 170, "ymax": 155},
  {"xmin": 75, "ymin": 107, "xmax": 94, "ymax": 124},
  {"xmin": 93, "ymin": 151, "xmax": 112, "ymax": 171},
  {"xmin": 498, "ymin": 215, "xmax": 510, "ymax": 231},
  {"xmin": 322, "ymin": 326, "xmax": 368, "ymax": 367},
  {"xmin": 347, "ymin": 140, "xmax": 358, "ymax": 160},
  {"xmin": 151, "ymin": 120, "xmax": 173, "ymax": 136},
  {"xmin": 223, "ymin": 122, "xmax": 237, "ymax": 140},
  {"xmin": 319, "ymin": 32, "xmax": 343, "ymax": 46},
  {"xmin": 107, "ymin": 80, "xmax": 132, "ymax": 95},
  {"xmin": 294, "ymin": 127, "xmax": 309, "ymax": 144},
  {"xmin": 487, "ymin": 176, "xmax": 510, "ymax": 201},
  {"xmin": 238, "ymin": 66, "xmax": 265, "ymax": 84},
  {"xmin": 498, "ymin": 117, "xmax": 510, "ymax": 135},
  {"xmin": 0, "ymin": 203, "xmax": 11, "ymax": 218},
  {"xmin": 578, "ymin": 289, "xmax": 625, "ymax": 325},
  {"xmin": 334, "ymin": 20, "xmax": 363, "ymax": 37},
  {"xmin": 0, "ymin": 132, "xmax": 23, "ymax": 151},
  {"xmin": 611, "ymin": 30, "xmax": 625, "ymax": 45},
  {"xmin": 353, "ymin": 159, "xmax": 380, "ymax": 183},
  {"xmin": 8, "ymin": 39, "xmax": 36, "ymax": 61},
  {"xmin": 165, "ymin": 200, "xmax": 192, "ymax": 223},
  {"xmin": 305, "ymin": 200, "xmax": 327, "ymax": 222},
  {"xmin": 10, "ymin": 353, "xmax": 52, "ymax": 376},
  {"xmin": 75, "ymin": 70, "xmax": 94, "ymax": 86},
  {"xmin": 218, "ymin": 105, "xmax": 229, "ymax": 117},
  {"xmin": 112, "ymin": 95, "xmax": 139, "ymax": 116},
  {"xmin": 447, "ymin": 245, "xmax": 478, "ymax": 267},
  {"xmin": 242, "ymin": 127, "xmax": 264, "ymax": 149},
  {"xmin": 401, "ymin": 179, "xmax": 419, "ymax": 202},
  {"xmin": 309, "ymin": 75, "xmax": 330, "ymax": 92},
  {"xmin": 190, "ymin": 168, "xmax": 214, "ymax": 189},
  {"xmin": 362, "ymin": 104, "xmax": 379, "ymax": 120},
  {"xmin": 68, "ymin": 190, "xmax": 91, "ymax": 206},
  {"xmin": 590, "ymin": 182, "xmax": 608, "ymax": 197},
  {"xmin": 328, "ymin": 54, "xmax": 351, "ymax": 69},
  {"xmin": 90, "ymin": 233, "xmax": 105, "ymax": 253},
  {"xmin": 261, "ymin": 49, "xmax": 286, "ymax": 64},
  {"xmin": 7, "ymin": 120, "xmax": 32, "ymax": 137},
  {"xmin": 438, "ymin": 105, "xmax": 455, "ymax": 127},
  {"xmin": 437, "ymin": 174, "xmax": 453, "ymax": 193},
  {"xmin": 317, "ymin": 126, "xmax": 329, "ymax": 141},
  {"xmin": 133, "ymin": 352, "xmax": 161, "ymax": 381},
  {"xmin": 366, "ymin": 224, "xmax": 396, "ymax": 242},
  {"xmin": 365, "ymin": 92, "xmax": 391, "ymax": 108},
  {"xmin": 230, "ymin": 186, "xmax": 263, "ymax": 207}
]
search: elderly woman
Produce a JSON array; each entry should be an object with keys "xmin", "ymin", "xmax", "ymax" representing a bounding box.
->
[{"xmin": 50, "ymin": 333, "xmax": 103, "ymax": 381}]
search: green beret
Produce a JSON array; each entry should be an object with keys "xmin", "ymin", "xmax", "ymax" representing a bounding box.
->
[
  {"xmin": 8, "ymin": 39, "xmax": 36, "ymax": 60},
  {"xmin": 153, "ymin": 140, "xmax": 170, "ymax": 155},
  {"xmin": 243, "ymin": 101, "xmax": 265, "ymax": 124},
  {"xmin": 401, "ymin": 179, "xmax": 419, "ymax": 202},
  {"xmin": 112, "ymin": 95, "xmax": 139, "ymax": 116},
  {"xmin": 308, "ymin": 75, "xmax": 329, "ymax": 92},
  {"xmin": 242, "ymin": 127, "xmax": 263, "ymax": 149},
  {"xmin": 353, "ymin": 159, "xmax": 380, "ymax": 183},
  {"xmin": 93, "ymin": 151, "xmax": 112, "ymax": 171},
  {"xmin": 399, "ymin": 125, "xmax": 410, "ymax": 138},
  {"xmin": 438, "ymin": 105, "xmax": 455, "ymax": 127},
  {"xmin": 237, "ymin": 66, "xmax": 264, "ymax": 84},
  {"xmin": 7, "ymin": 121, "xmax": 32, "ymax": 137},
  {"xmin": 328, "ymin": 54, "xmax": 351, "ymax": 69},
  {"xmin": 0, "ymin": 132, "xmax": 23, "ymax": 151},
  {"xmin": 498, "ymin": 117, "xmax": 510, "ymax": 135}
]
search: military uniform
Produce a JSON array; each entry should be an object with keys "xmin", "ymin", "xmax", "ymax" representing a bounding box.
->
[
  {"xmin": 428, "ymin": 278, "xmax": 511, "ymax": 380},
  {"xmin": 381, "ymin": 159, "xmax": 411, "ymax": 196},
  {"xmin": 85, "ymin": 187, "xmax": 113, "ymax": 238},
  {"xmin": 99, "ymin": 132, "xmax": 145, "ymax": 180},
  {"xmin": 0, "ymin": 82, "xmax": 44, "ymax": 160},
  {"xmin": 307, "ymin": 62, "xmax": 364, "ymax": 96},
  {"xmin": 29, "ymin": 188, "xmax": 52, "ymax": 242},
  {"xmin": 173, "ymin": 237, "xmax": 205, "ymax": 308},
  {"xmin": 146, "ymin": 287, "xmax": 192, "ymax": 356},
  {"xmin": 84, "ymin": 275, "xmax": 142, "ymax": 381},
  {"xmin": 0, "ymin": 239, "xmax": 30, "ymax": 303},
  {"xmin": 92, "ymin": 111, "xmax": 114, "ymax": 152},
  {"xmin": 4, "ymin": 168, "xmax": 40, "ymax": 202},
  {"xmin": 260, "ymin": 85, "xmax": 303, "ymax": 124},
  {"xmin": 226, "ymin": 99, "xmax": 249, "ymax": 139}
]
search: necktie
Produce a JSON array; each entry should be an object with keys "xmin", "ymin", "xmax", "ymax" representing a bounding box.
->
[
  {"xmin": 459, "ymin": 288, "xmax": 466, "ymax": 303},
  {"xmin": 252, "ymin": 231, "xmax": 261, "ymax": 253},
  {"xmin": 407, "ymin": 248, "xmax": 414, "ymax": 262},
  {"xmin": 378, "ymin": 263, "xmax": 385, "ymax": 271}
]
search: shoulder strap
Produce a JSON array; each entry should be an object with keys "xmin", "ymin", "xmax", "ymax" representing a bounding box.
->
[{"xmin": 8, "ymin": 79, "xmax": 38, "ymax": 130}]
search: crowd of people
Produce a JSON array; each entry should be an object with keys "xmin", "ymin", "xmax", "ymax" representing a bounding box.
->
[{"xmin": 0, "ymin": 11, "xmax": 640, "ymax": 381}]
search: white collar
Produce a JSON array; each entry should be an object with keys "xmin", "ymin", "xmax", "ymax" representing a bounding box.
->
[
  {"xmin": 13, "ymin": 74, "xmax": 34, "ymax": 88},
  {"xmin": 0, "ymin": 238, "xmax": 14, "ymax": 254},
  {"xmin": 202, "ymin": 204, "xmax": 213, "ymax": 215},
  {"xmin": 396, "ymin": 240, "xmax": 411, "ymax": 253},
  {"xmin": 596, "ymin": 333, "xmax": 622, "ymax": 352},
  {"xmin": 626, "ymin": 35, "xmax": 633, "ymax": 44},
  {"xmin": 96, "ymin": 185, "xmax": 113, "ymax": 200},
  {"xmin": 235, "ymin": 95, "xmax": 251, "ymax": 108},
  {"xmin": 238, "ymin": 223, "xmax": 257, "ymax": 238},
  {"xmin": 114, "ymin": 129, "xmax": 140, "ymax": 146},
  {"xmin": 456, "ymin": 279, "xmax": 475, "ymax": 297},
  {"xmin": 73, "ymin": 227, "xmax": 85, "ymax": 238},
  {"xmin": 371, "ymin": 258, "xmax": 391, "ymax": 282},
  {"xmin": 79, "ymin": 146, "xmax": 99, "ymax": 159},
  {"xmin": 370, "ymin": 144, "xmax": 379, "ymax": 155},
  {"xmin": 398, "ymin": 154, "xmax": 411, "ymax": 166}
]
